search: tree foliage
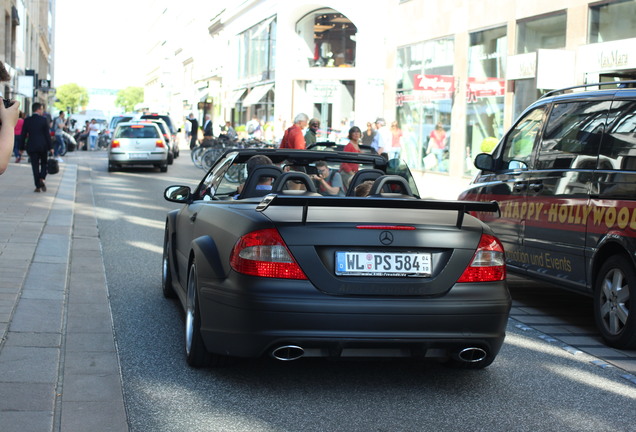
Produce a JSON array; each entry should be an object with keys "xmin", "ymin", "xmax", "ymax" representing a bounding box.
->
[
  {"xmin": 55, "ymin": 83, "xmax": 89, "ymax": 113},
  {"xmin": 115, "ymin": 87, "xmax": 144, "ymax": 113}
]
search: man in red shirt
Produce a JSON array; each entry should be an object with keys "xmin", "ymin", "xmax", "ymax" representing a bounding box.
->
[{"xmin": 279, "ymin": 113, "xmax": 309, "ymax": 149}]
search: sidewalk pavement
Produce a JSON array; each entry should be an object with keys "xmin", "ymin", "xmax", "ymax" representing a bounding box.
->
[{"xmin": 0, "ymin": 155, "xmax": 128, "ymax": 432}]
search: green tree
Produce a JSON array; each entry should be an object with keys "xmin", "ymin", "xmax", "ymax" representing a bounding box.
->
[
  {"xmin": 55, "ymin": 83, "xmax": 89, "ymax": 113},
  {"xmin": 115, "ymin": 87, "xmax": 144, "ymax": 113}
]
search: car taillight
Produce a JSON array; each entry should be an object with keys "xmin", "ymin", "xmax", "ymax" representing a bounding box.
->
[
  {"xmin": 230, "ymin": 228, "xmax": 307, "ymax": 279},
  {"xmin": 156, "ymin": 140, "xmax": 165, "ymax": 148},
  {"xmin": 111, "ymin": 140, "xmax": 120, "ymax": 148},
  {"xmin": 457, "ymin": 234, "xmax": 506, "ymax": 283}
]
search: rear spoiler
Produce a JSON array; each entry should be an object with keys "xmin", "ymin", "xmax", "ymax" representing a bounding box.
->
[{"xmin": 256, "ymin": 195, "xmax": 499, "ymax": 229}]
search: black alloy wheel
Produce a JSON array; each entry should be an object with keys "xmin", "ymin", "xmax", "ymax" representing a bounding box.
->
[{"xmin": 594, "ymin": 255, "xmax": 636, "ymax": 349}]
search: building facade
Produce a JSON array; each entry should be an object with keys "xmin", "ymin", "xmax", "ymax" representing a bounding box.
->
[
  {"xmin": 143, "ymin": 0, "xmax": 636, "ymax": 186},
  {"xmin": 0, "ymin": 0, "xmax": 55, "ymax": 113}
]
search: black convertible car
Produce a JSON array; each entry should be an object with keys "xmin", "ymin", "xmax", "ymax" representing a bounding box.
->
[{"xmin": 162, "ymin": 148, "xmax": 511, "ymax": 368}]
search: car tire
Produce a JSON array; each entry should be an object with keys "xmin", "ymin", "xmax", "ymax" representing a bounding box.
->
[
  {"xmin": 162, "ymin": 226, "xmax": 176, "ymax": 299},
  {"xmin": 185, "ymin": 263, "xmax": 212, "ymax": 367},
  {"xmin": 185, "ymin": 262, "xmax": 234, "ymax": 368},
  {"xmin": 168, "ymin": 152, "xmax": 174, "ymax": 165},
  {"xmin": 108, "ymin": 163, "xmax": 116, "ymax": 172},
  {"xmin": 160, "ymin": 164, "xmax": 168, "ymax": 173},
  {"xmin": 594, "ymin": 255, "xmax": 636, "ymax": 349}
]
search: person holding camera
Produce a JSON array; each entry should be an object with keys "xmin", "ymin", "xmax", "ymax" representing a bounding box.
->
[
  {"xmin": 312, "ymin": 160, "xmax": 345, "ymax": 196},
  {"xmin": 0, "ymin": 65, "xmax": 20, "ymax": 175},
  {"xmin": 20, "ymin": 102, "xmax": 53, "ymax": 191}
]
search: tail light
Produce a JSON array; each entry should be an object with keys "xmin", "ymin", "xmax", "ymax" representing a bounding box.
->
[
  {"xmin": 111, "ymin": 140, "xmax": 120, "ymax": 149},
  {"xmin": 230, "ymin": 228, "xmax": 307, "ymax": 279},
  {"xmin": 156, "ymin": 140, "xmax": 165, "ymax": 148},
  {"xmin": 457, "ymin": 233, "xmax": 506, "ymax": 283}
]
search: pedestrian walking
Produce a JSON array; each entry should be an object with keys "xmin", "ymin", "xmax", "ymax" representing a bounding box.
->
[
  {"xmin": 53, "ymin": 110, "xmax": 67, "ymax": 160},
  {"xmin": 187, "ymin": 113, "xmax": 199, "ymax": 150},
  {"xmin": 20, "ymin": 102, "xmax": 52, "ymax": 191},
  {"xmin": 88, "ymin": 119, "xmax": 100, "ymax": 150},
  {"xmin": 202, "ymin": 114, "xmax": 213, "ymax": 138},
  {"xmin": 279, "ymin": 113, "xmax": 308, "ymax": 149},
  {"xmin": 13, "ymin": 111, "xmax": 25, "ymax": 163}
]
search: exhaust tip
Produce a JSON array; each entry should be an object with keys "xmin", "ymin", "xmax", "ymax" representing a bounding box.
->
[
  {"xmin": 458, "ymin": 347, "xmax": 488, "ymax": 363},
  {"xmin": 272, "ymin": 345, "xmax": 304, "ymax": 361}
]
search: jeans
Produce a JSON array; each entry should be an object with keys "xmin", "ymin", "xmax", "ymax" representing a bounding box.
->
[
  {"xmin": 89, "ymin": 135, "xmax": 97, "ymax": 150},
  {"xmin": 55, "ymin": 132, "xmax": 65, "ymax": 156}
]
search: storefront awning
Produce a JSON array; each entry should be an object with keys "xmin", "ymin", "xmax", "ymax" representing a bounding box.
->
[
  {"xmin": 228, "ymin": 88, "xmax": 246, "ymax": 105},
  {"xmin": 242, "ymin": 84, "xmax": 274, "ymax": 106}
]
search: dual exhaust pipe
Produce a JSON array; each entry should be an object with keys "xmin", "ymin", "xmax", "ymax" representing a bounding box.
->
[{"xmin": 271, "ymin": 345, "xmax": 488, "ymax": 363}]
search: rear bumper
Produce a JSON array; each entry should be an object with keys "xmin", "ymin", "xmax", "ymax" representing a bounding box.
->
[{"xmin": 197, "ymin": 276, "xmax": 511, "ymax": 360}]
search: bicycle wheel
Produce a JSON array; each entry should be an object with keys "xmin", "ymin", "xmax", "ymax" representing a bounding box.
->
[
  {"xmin": 191, "ymin": 146, "xmax": 205, "ymax": 168},
  {"xmin": 201, "ymin": 147, "xmax": 223, "ymax": 170}
]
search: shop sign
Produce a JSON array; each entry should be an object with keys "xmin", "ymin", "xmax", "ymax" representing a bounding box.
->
[
  {"xmin": 414, "ymin": 74, "xmax": 455, "ymax": 93},
  {"xmin": 578, "ymin": 38, "xmax": 636, "ymax": 72},
  {"xmin": 507, "ymin": 53, "xmax": 537, "ymax": 80},
  {"xmin": 466, "ymin": 77, "xmax": 505, "ymax": 102},
  {"xmin": 397, "ymin": 75, "xmax": 454, "ymax": 105}
]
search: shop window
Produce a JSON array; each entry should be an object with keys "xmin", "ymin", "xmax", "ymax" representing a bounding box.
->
[
  {"xmin": 396, "ymin": 38, "xmax": 454, "ymax": 173},
  {"xmin": 238, "ymin": 17, "xmax": 276, "ymax": 81},
  {"xmin": 296, "ymin": 9, "xmax": 357, "ymax": 68},
  {"xmin": 466, "ymin": 27, "xmax": 507, "ymax": 175},
  {"xmin": 589, "ymin": 0, "xmax": 636, "ymax": 44},
  {"xmin": 516, "ymin": 12, "xmax": 566, "ymax": 54}
]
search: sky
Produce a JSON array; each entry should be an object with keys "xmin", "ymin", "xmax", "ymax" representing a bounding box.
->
[{"xmin": 54, "ymin": 0, "xmax": 151, "ymax": 90}]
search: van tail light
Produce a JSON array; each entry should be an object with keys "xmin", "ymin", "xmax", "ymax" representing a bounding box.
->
[
  {"xmin": 111, "ymin": 140, "xmax": 120, "ymax": 149},
  {"xmin": 457, "ymin": 234, "xmax": 506, "ymax": 283},
  {"xmin": 156, "ymin": 140, "xmax": 165, "ymax": 148},
  {"xmin": 230, "ymin": 228, "xmax": 308, "ymax": 280}
]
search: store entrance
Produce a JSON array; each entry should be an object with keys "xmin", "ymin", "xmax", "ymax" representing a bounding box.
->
[{"xmin": 600, "ymin": 70, "xmax": 636, "ymax": 86}]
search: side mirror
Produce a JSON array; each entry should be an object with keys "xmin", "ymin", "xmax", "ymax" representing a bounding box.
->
[
  {"xmin": 474, "ymin": 153, "xmax": 495, "ymax": 172},
  {"xmin": 164, "ymin": 185, "xmax": 191, "ymax": 203}
]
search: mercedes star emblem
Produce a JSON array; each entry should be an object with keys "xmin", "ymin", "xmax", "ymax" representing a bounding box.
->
[{"xmin": 379, "ymin": 231, "xmax": 394, "ymax": 245}]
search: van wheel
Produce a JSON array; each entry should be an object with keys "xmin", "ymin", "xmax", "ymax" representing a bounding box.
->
[{"xmin": 594, "ymin": 255, "xmax": 636, "ymax": 349}]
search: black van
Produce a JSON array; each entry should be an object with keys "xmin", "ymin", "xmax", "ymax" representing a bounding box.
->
[{"xmin": 459, "ymin": 81, "xmax": 636, "ymax": 349}]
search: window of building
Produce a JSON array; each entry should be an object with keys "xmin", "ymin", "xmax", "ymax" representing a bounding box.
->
[
  {"xmin": 396, "ymin": 38, "xmax": 454, "ymax": 173},
  {"xmin": 296, "ymin": 9, "xmax": 356, "ymax": 68},
  {"xmin": 466, "ymin": 26, "xmax": 507, "ymax": 176},
  {"xmin": 237, "ymin": 17, "xmax": 277, "ymax": 81},
  {"xmin": 516, "ymin": 12, "xmax": 566, "ymax": 54},
  {"xmin": 589, "ymin": 0, "xmax": 636, "ymax": 44}
]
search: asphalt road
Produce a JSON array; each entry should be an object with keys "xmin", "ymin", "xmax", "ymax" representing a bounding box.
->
[{"xmin": 84, "ymin": 151, "xmax": 636, "ymax": 432}]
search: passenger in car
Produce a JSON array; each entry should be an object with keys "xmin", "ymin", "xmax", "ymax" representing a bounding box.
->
[
  {"xmin": 235, "ymin": 155, "xmax": 275, "ymax": 198},
  {"xmin": 354, "ymin": 180, "xmax": 374, "ymax": 197}
]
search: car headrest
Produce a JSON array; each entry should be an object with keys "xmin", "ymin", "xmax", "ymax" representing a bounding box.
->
[
  {"xmin": 271, "ymin": 171, "xmax": 319, "ymax": 195},
  {"xmin": 238, "ymin": 165, "xmax": 283, "ymax": 199},
  {"xmin": 369, "ymin": 175, "xmax": 416, "ymax": 198}
]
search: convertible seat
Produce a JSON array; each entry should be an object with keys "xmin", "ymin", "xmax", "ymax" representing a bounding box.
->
[
  {"xmin": 345, "ymin": 168, "xmax": 385, "ymax": 196},
  {"xmin": 238, "ymin": 165, "xmax": 283, "ymax": 199},
  {"xmin": 369, "ymin": 175, "xmax": 417, "ymax": 199},
  {"xmin": 271, "ymin": 171, "xmax": 321, "ymax": 196}
]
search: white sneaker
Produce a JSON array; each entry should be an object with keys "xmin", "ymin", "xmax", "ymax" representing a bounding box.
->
[{"xmin": 57, "ymin": 158, "xmax": 64, "ymax": 162}]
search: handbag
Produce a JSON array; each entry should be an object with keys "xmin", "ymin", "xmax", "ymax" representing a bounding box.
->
[{"xmin": 47, "ymin": 158, "xmax": 59, "ymax": 175}]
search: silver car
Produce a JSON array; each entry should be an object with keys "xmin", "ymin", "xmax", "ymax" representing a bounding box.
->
[{"xmin": 108, "ymin": 122, "xmax": 169, "ymax": 172}]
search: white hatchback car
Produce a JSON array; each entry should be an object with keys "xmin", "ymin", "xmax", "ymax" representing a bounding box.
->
[{"xmin": 108, "ymin": 122, "xmax": 169, "ymax": 172}]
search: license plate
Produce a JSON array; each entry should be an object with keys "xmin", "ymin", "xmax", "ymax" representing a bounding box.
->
[
  {"xmin": 129, "ymin": 153, "xmax": 149, "ymax": 160},
  {"xmin": 335, "ymin": 251, "xmax": 431, "ymax": 277}
]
